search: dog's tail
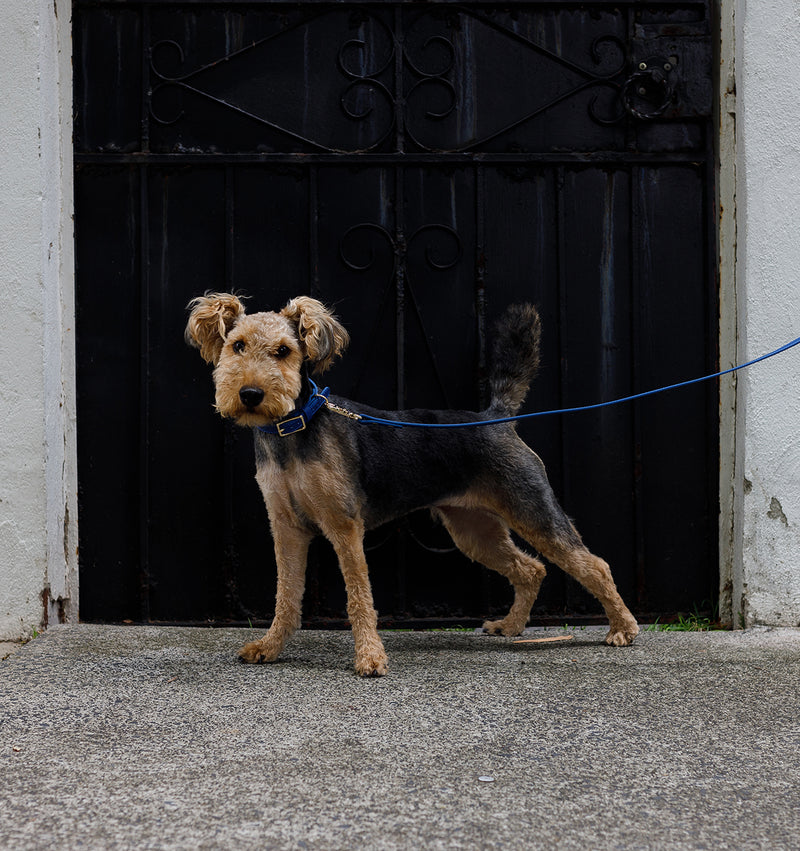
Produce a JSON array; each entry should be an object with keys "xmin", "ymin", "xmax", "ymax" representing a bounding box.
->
[{"xmin": 487, "ymin": 303, "xmax": 542, "ymax": 417}]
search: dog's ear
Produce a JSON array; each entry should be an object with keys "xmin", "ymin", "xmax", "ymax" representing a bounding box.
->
[
  {"xmin": 185, "ymin": 292, "xmax": 247, "ymax": 365},
  {"xmin": 280, "ymin": 296, "xmax": 349, "ymax": 374}
]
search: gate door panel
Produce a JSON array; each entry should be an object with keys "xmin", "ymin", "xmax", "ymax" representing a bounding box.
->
[{"xmin": 74, "ymin": 1, "xmax": 717, "ymax": 624}]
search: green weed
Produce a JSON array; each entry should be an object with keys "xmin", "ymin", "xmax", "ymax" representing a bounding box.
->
[{"xmin": 646, "ymin": 603, "xmax": 724, "ymax": 632}]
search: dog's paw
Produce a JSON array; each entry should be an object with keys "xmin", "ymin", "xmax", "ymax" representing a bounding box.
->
[
  {"xmin": 355, "ymin": 653, "xmax": 389, "ymax": 677},
  {"xmin": 604, "ymin": 619, "xmax": 640, "ymax": 647},
  {"xmin": 482, "ymin": 618, "xmax": 524, "ymax": 637},
  {"xmin": 238, "ymin": 640, "xmax": 280, "ymax": 664}
]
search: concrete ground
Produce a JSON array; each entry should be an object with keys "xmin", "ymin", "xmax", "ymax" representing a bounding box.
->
[
  {"xmin": 0, "ymin": 642, "xmax": 21, "ymax": 661},
  {"xmin": 2, "ymin": 624, "xmax": 800, "ymax": 850}
]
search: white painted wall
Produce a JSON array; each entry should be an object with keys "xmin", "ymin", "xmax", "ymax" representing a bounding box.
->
[
  {"xmin": 0, "ymin": 0, "xmax": 796, "ymax": 637},
  {"xmin": 731, "ymin": 0, "xmax": 800, "ymax": 626},
  {"xmin": 0, "ymin": 0, "xmax": 76, "ymax": 640}
]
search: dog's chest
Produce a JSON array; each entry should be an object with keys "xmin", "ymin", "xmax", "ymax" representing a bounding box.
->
[{"xmin": 255, "ymin": 455, "xmax": 357, "ymax": 527}]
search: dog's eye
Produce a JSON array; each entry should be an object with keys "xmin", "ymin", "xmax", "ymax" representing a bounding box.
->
[
  {"xmin": 232, "ymin": 340, "xmax": 246, "ymax": 354},
  {"xmin": 275, "ymin": 345, "xmax": 291, "ymax": 359}
]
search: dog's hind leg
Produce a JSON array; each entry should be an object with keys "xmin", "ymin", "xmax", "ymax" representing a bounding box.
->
[
  {"xmin": 434, "ymin": 506, "xmax": 546, "ymax": 636},
  {"xmin": 534, "ymin": 533, "xmax": 639, "ymax": 647},
  {"xmin": 485, "ymin": 448, "xmax": 639, "ymax": 646},
  {"xmin": 502, "ymin": 502, "xmax": 638, "ymax": 646},
  {"xmin": 533, "ymin": 535, "xmax": 639, "ymax": 646},
  {"xmin": 239, "ymin": 522, "xmax": 312, "ymax": 664}
]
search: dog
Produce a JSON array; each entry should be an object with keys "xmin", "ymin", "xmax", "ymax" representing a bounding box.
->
[{"xmin": 185, "ymin": 293, "xmax": 639, "ymax": 675}]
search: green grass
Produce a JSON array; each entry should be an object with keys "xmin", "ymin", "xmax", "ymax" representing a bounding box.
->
[{"xmin": 646, "ymin": 607, "xmax": 724, "ymax": 632}]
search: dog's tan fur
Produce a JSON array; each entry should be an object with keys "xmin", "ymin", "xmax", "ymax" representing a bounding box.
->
[{"xmin": 186, "ymin": 293, "xmax": 639, "ymax": 676}]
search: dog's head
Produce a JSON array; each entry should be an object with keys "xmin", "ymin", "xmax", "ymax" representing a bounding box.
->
[{"xmin": 185, "ymin": 293, "xmax": 349, "ymax": 427}]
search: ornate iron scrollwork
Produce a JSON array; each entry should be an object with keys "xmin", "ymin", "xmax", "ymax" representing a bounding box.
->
[
  {"xmin": 148, "ymin": 10, "xmax": 685, "ymax": 151},
  {"xmin": 149, "ymin": 40, "xmax": 188, "ymax": 125},
  {"xmin": 408, "ymin": 224, "xmax": 463, "ymax": 271},
  {"xmin": 402, "ymin": 12, "xmax": 634, "ymax": 151},
  {"xmin": 339, "ymin": 223, "xmax": 395, "ymax": 273},
  {"xmin": 339, "ymin": 222, "xmax": 463, "ymax": 273},
  {"xmin": 149, "ymin": 11, "xmax": 396, "ymax": 152},
  {"xmin": 336, "ymin": 29, "xmax": 395, "ymax": 145},
  {"xmin": 339, "ymin": 219, "xmax": 464, "ymax": 413}
]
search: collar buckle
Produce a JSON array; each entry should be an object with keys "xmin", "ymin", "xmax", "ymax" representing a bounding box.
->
[
  {"xmin": 275, "ymin": 414, "xmax": 307, "ymax": 437},
  {"xmin": 257, "ymin": 378, "xmax": 330, "ymax": 437}
]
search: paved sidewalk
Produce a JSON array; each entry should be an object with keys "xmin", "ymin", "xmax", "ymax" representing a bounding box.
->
[{"xmin": 2, "ymin": 624, "xmax": 800, "ymax": 850}]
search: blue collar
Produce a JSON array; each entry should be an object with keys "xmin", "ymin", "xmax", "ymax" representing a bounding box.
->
[{"xmin": 256, "ymin": 378, "xmax": 330, "ymax": 437}]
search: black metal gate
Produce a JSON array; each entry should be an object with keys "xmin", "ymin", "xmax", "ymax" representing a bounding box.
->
[{"xmin": 74, "ymin": 1, "xmax": 717, "ymax": 625}]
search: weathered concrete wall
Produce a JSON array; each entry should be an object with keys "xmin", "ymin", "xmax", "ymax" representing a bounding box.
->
[
  {"xmin": 734, "ymin": 0, "xmax": 800, "ymax": 625},
  {"xmin": 0, "ymin": 0, "xmax": 76, "ymax": 639}
]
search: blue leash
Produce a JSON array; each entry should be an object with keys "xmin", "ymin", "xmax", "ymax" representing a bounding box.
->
[{"xmin": 345, "ymin": 334, "xmax": 800, "ymax": 430}]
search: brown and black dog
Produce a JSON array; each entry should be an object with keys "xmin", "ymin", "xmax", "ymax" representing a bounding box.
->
[{"xmin": 186, "ymin": 293, "xmax": 638, "ymax": 675}]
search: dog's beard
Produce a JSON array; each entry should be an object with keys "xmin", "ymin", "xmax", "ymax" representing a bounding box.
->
[{"xmin": 214, "ymin": 389, "xmax": 298, "ymax": 427}]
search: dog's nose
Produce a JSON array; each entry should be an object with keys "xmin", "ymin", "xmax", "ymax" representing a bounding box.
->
[{"xmin": 239, "ymin": 386, "xmax": 265, "ymax": 409}]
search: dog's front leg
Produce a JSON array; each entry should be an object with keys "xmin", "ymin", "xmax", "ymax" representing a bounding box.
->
[
  {"xmin": 239, "ymin": 522, "xmax": 312, "ymax": 664},
  {"xmin": 328, "ymin": 520, "xmax": 388, "ymax": 677}
]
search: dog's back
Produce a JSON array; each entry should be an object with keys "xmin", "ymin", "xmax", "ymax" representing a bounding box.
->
[{"xmin": 487, "ymin": 304, "xmax": 542, "ymax": 417}]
